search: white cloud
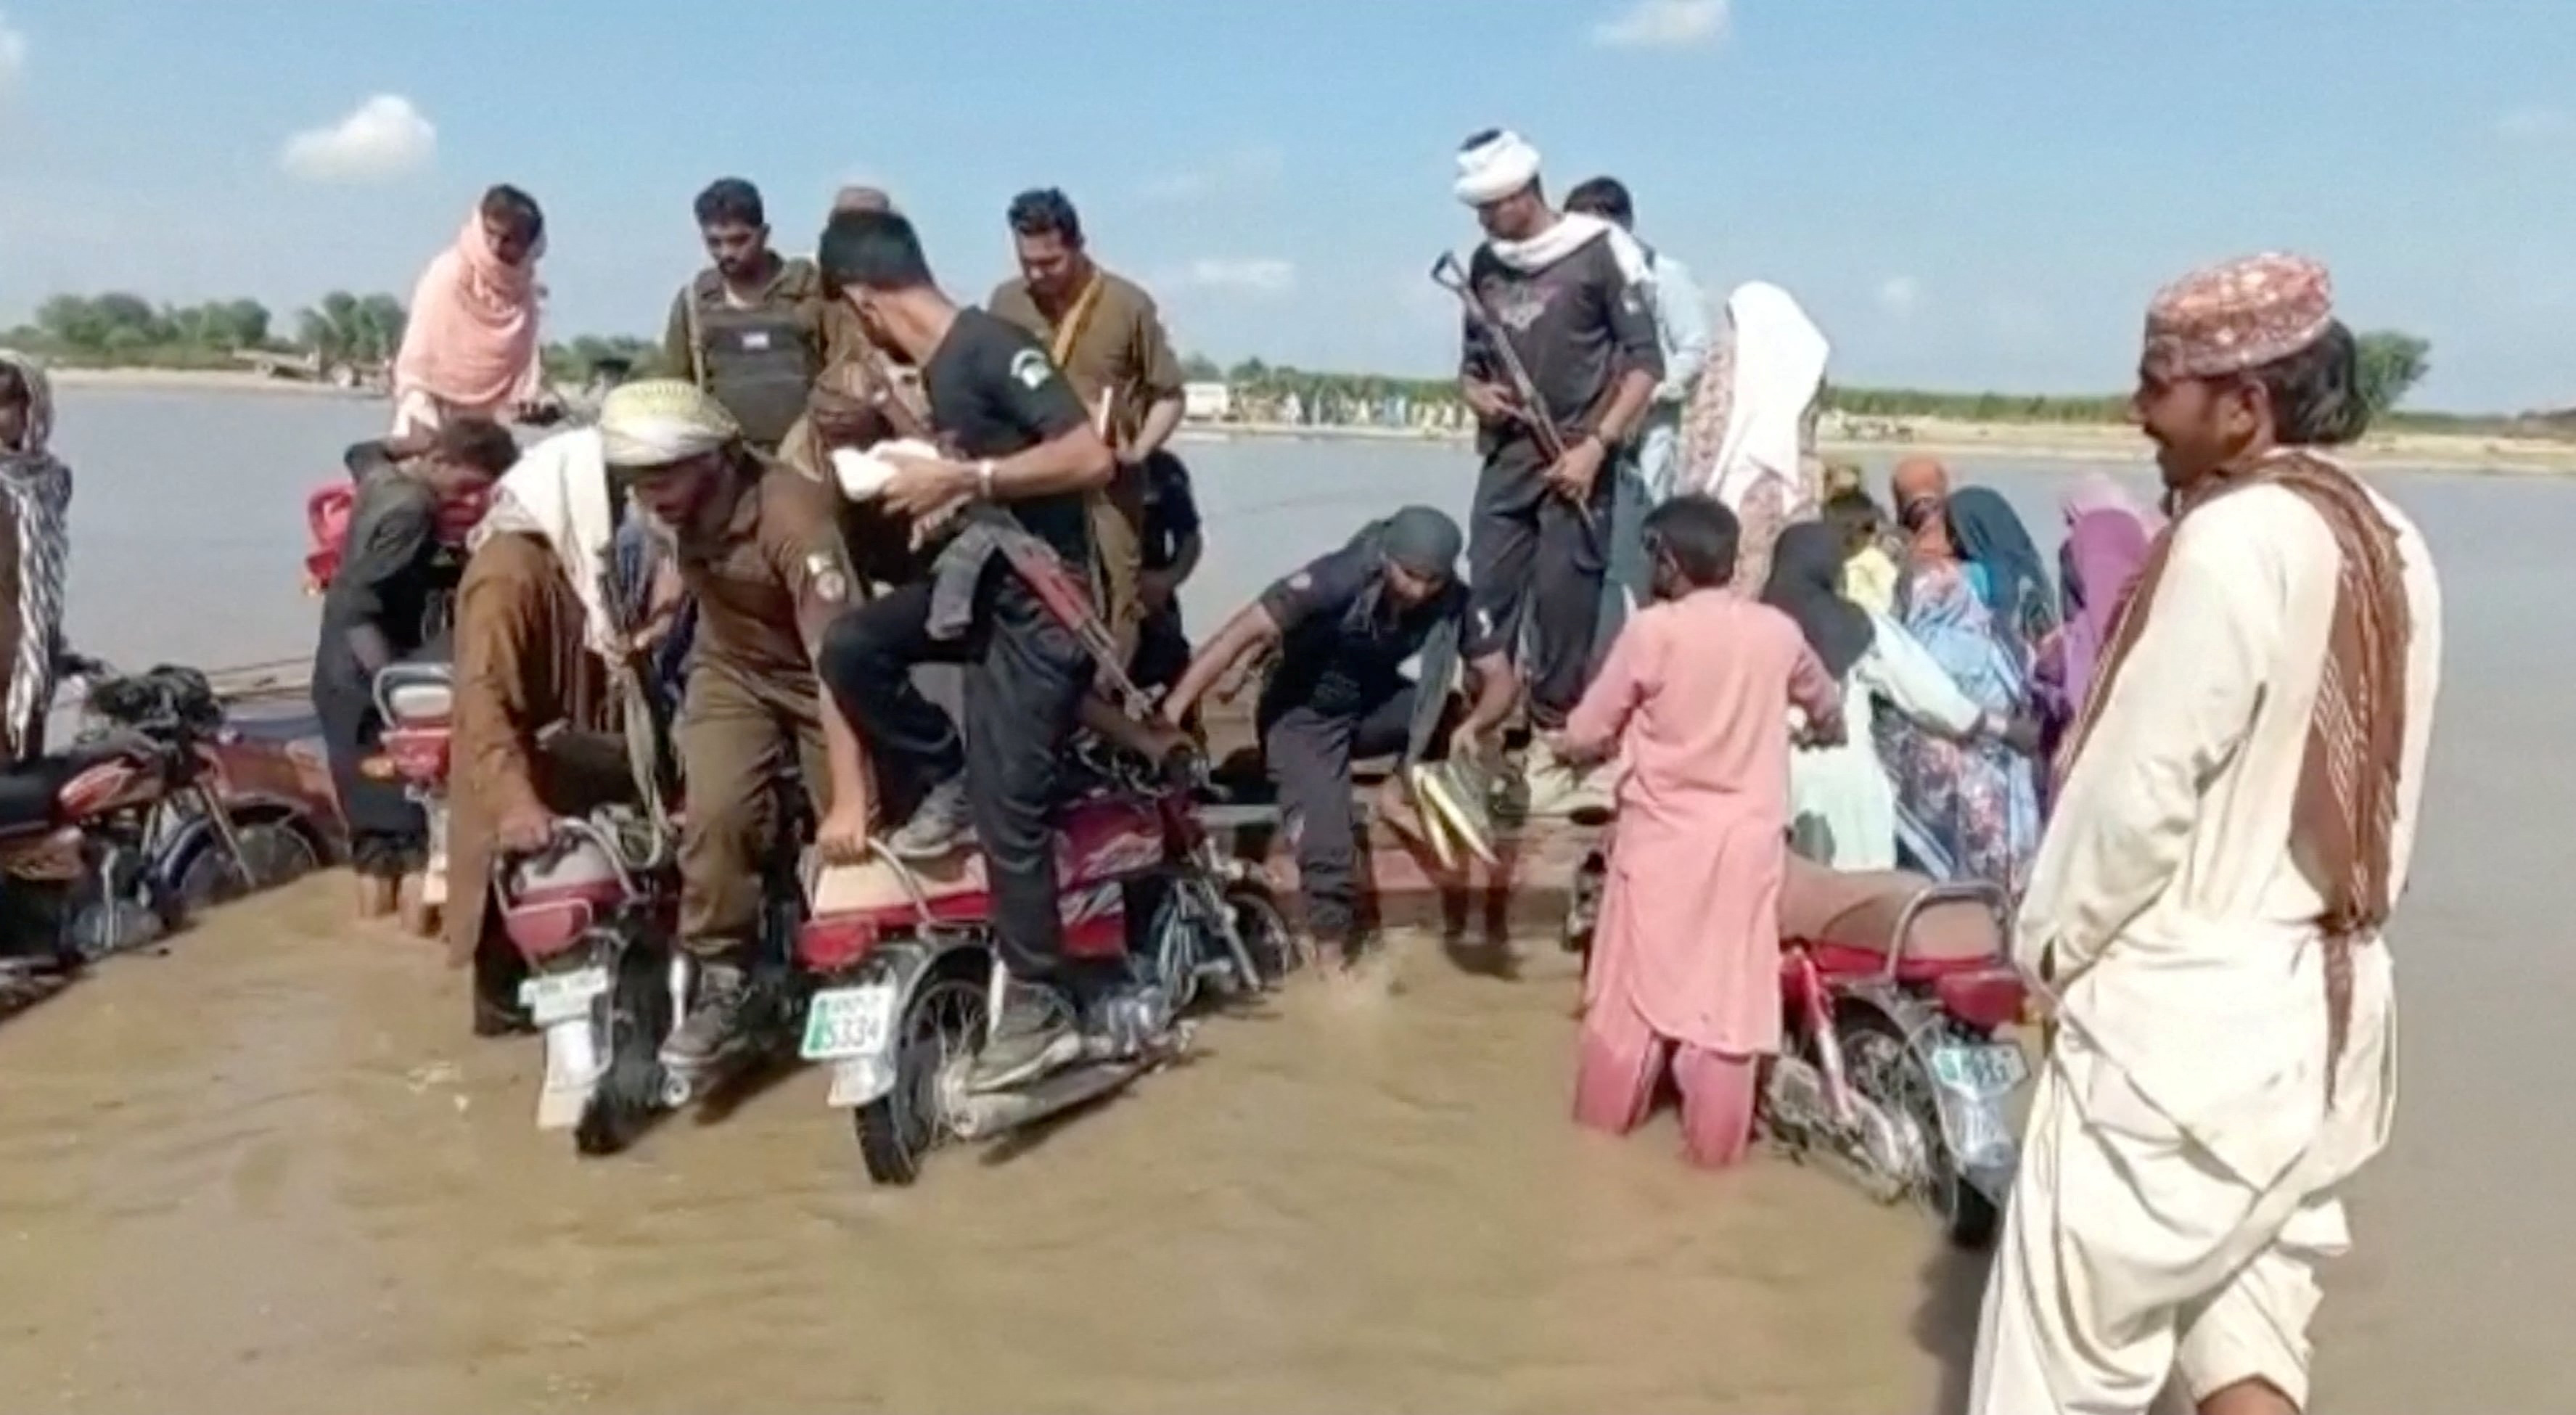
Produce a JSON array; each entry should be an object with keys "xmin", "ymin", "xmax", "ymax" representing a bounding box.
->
[
  {"xmin": 2496, "ymin": 107, "xmax": 2572, "ymax": 142},
  {"xmin": 0, "ymin": 14, "xmax": 27, "ymax": 92},
  {"xmin": 1591, "ymin": 0, "xmax": 1728, "ymax": 49},
  {"xmin": 279, "ymin": 94, "xmax": 438, "ymax": 184},
  {"xmin": 1163, "ymin": 258, "xmax": 1298, "ymax": 296},
  {"xmin": 1141, "ymin": 146, "xmax": 1285, "ymax": 202},
  {"xmin": 1877, "ymin": 276, "xmax": 1921, "ymax": 317}
]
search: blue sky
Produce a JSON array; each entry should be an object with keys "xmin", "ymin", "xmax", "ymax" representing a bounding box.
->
[{"xmin": 1, "ymin": 0, "xmax": 2571, "ymax": 410}]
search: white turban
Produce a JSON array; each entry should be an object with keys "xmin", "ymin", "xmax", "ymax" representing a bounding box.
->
[
  {"xmin": 1453, "ymin": 130, "xmax": 1542, "ymax": 206},
  {"xmin": 596, "ymin": 378, "xmax": 742, "ymax": 469}
]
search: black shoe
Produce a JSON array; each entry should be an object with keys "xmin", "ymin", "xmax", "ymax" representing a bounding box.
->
[
  {"xmin": 887, "ymin": 777, "xmax": 974, "ymax": 861},
  {"xmin": 660, "ymin": 962, "xmax": 750, "ymax": 1070}
]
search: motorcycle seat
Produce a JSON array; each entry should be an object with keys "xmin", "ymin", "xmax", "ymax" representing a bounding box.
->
[
  {"xmin": 221, "ymin": 703, "xmax": 322, "ymax": 746},
  {"xmin": 0, "ymin": 757, "xmax": 71, "ymax": 834},
  {"xmin": 1779, "ymin": 858, "xmax": 2007, "ymax": 979},
  {"xmin": 808, "ymin": 794, "xmax": 1164, "ymax": 925},
  {"xmin": 0, "ymin": 737, "xmax": 149, "ymax": 836}
]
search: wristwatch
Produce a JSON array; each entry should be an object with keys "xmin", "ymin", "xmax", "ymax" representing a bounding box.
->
[{"xmin": 975, "ymin": 459, "xmax": 996, "ymax": 499}]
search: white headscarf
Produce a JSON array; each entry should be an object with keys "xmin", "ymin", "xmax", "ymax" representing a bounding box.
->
[
  {"xmin": 1, "ymin": 350, "xmax": 71, "ymax": 760},
  {"xmin": 1704, "ymin": 282, "xmax": 1829, "ymax": 512},
  {"xmin": 470, "ymin": 427, "xmax": 625, "ymax": 657}
]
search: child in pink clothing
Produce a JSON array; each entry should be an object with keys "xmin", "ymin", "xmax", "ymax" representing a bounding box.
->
[{"xmin": 1556, "ymin": 496, "xmax": 1843, "ymax": 1167}]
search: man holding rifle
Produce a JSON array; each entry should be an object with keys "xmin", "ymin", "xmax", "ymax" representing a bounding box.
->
[{"xmin": 1448, "ymin": 128, "xmax": 1662, "ymax": 816}]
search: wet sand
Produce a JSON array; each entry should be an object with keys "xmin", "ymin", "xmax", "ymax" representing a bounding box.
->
[{"xmin": 5, "ymin": 392, "xmax": 2568, "ymax": 1413}]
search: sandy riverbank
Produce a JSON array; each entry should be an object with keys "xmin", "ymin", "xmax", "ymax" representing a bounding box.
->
[
  {"xmin": 50, "ymin": 366, "xmax": 379, "ymax": 401},
  {"xmin": 1186, "ymin": 415, "xmax": 2576, "ymax": 475},
  {"xmin": 57, "ymin": 364, "xmax": 2576, "ymax": 475}
]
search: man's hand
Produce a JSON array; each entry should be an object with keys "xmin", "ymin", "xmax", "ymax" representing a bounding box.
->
[
  {"xmin": 1461, "ymin": 377, "xmax": 1519, "ymax": 423},
  {"xmin": 497, "ymin": 803, "xmax": 555, "ymax": 855},
  {"xmin": 879, "ymin": 451, "xmax": 976, "ymax": 521},
  {"xmin": 816, "ymin": 803, "xmax": 871, "ymax": 866},
  {"xmin": 1543, "ymin": 435, "xmax": 1608, "ymax": 504},
  {"xmin": 1445, "ymin": 718, "xmax": 1492, "ymax": 763}
]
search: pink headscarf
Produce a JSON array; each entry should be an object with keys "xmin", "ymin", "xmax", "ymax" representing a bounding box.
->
[
  {"xmin": 2054, "ymin": 509, "xmax": 2153, "ymax": 718},
  {"xmin": 2059, "ymin": 470, "xmax": 2162, "ymax": 536},
  {"xmin": 391, "ymin": 210, "xmax": 546, "ymax": 417}
]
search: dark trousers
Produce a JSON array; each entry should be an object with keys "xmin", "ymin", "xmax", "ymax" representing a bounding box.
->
[
  {"xmin": 819, "ymin": 573, "xmax": 1094, "ymax": 981},
  {"xmin": 1467, "ymin": 453, "xmax": 1616, "ymax": 729},
  {"xmin": 1263, "ymin": 687, "xmax": 1416, "ymax": 946},
  {"xmin": 313, "ymin": 665, "xmax": 425, "ymax": 878},
  {"xmin": 1128, "ymin": 605, "xmax": 1191, "ymax": 694}
]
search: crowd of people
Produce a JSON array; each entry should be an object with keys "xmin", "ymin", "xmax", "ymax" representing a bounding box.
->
[{"xmin": 0, "ymin": 120, "xmax": 2445, "ymax": 1415}]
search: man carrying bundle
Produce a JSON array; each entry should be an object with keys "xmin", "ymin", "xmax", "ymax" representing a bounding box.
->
[
  {"xmin": 1160, "ymin": 507, "xmax": 1517, "ymax": 970},
  {"xmin": 988, "ymin": 188, "xmax": 1188, "ymax": 669}
]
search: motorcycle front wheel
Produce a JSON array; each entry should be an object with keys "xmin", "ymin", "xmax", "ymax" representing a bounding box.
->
[
  {"xmin": 175, "ymin": 821, "xmax": 322, "ymax": 914},
  {"xmin": 575, "ymin": 938, "xmax": 676, "ymax": 1157},
  {"xmin": 1224, "ymin": 885, "xmax": 1300, "ymax": 986},
  {"xmin": 1842, "ymin": 1012, "xmax": 2000, "ymax": 1249},
  {"xmin": 854, "ymin": 972, "xmax": 988, "ymax": 1186}
]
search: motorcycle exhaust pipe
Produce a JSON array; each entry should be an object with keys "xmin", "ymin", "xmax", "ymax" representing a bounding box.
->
[{"xmin": 948, "ymin": 1059, "xmax": 1149, "ymax": 1142}]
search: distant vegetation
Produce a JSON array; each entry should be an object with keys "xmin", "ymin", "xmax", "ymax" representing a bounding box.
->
[
  {"xmin": 4, "ymin": 290, "xmax": 673, "ymax": 387},
  {"xmin": 1181, "ymin": 330, "xmax": 2451, "ymax": 428},
  {"xmin": 1, "ymin": 293, "xmax": 2504, "ymax": 434}
]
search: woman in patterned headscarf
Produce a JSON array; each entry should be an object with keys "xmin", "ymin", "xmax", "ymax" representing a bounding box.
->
[
  {"xmin": 0, "ymin": 351, "xmax": 73, "ymax": 763},
  {"xmin": 1674, "ymin": 282, "xmax": 1831, "ymax": 594}
]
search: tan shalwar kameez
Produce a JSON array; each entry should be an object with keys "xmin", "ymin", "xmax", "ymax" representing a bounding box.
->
[
  {"xmin": 1971, "ymin": 477, "xmax": 2441, "ymax": 1414},
  {"xmin": 443, "ymin": 530, "xmax": 625, "ymax": 967}
]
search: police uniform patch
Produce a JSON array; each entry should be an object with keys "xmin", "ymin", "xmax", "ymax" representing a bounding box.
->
[
  {"xmin": 805, "ymin": 551, "xmax": 850, "ymax": 605},
  {"xmin": 1008, "ymin": 348, "xmax": 1054, "ymax": 392}
]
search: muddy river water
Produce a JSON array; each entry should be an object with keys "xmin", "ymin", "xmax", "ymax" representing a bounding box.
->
[{"xmin": 2, "ymin": 393, "xmax": 2567, "ymax": 1414}]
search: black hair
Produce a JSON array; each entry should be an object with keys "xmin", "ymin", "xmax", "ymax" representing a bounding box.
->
[
  {"xmin": 1458, "ymin": 128, "xmax": 1504, "ymax": 152},
  {"xmin": 1006, "ymin": 188, "xmax": 1083, "ymax": 246},
  {"xmin": 1821, "ymin": 488, "xmax": 1887, "ymax": 558},
  {"xmin": 2251, "ymin": 320, "xmax": 2370, "ymax": 447},
  {"xmin": 1564, "ymin": 176, "xmax": 1635, "ymax": 227},
  {"xmin": 1642, "ymin": 495, "xmax": 1740, "ymax": 588},
  {"xmin": 693, "ymin": 177, "xmax": 766, "ymax": 229},
  {"xmin": 433, "ymin": 417, "xmax": 522, "ymax": 478},
  {"xmin": 480, "ymin": 184, "xmax": 544, "ymax": 241},
  {"xmin": 818, "ymin": 208, "xmax": 935, "ymax": 292},
  {"xmin": 0, "ymin": 362, "xmax": 26, "ymax": 407}
]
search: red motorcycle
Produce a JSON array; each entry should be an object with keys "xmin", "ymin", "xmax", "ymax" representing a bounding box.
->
[
  {"xmin": 1567, "ymin": 850, "xmax": 2030, "ymax": 1247},
  {"xmin": 492, "ymin": 801, "xmax": 681, "ymax": 1154},
  {"xmin": 796, "ymin": 742, "xmax": 1292, "ymax": 1186},
  {"xmin": 365, "ymin": 662, "xmax": 457, "ymax": 935},
  {"xmin": 0, "ymin": 664, "xmax": 329, "ymax": 980}
]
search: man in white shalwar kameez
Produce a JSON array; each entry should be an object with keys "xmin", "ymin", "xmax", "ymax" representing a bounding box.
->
[{"xmin": 1970, "ymin": 253, "xmax": 2442, "ymax": 1415}]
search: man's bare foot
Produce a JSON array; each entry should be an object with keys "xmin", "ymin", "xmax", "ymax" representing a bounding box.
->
[
  {"xmin": 395, "ymin": 872, "xmax": 438, "ymax": 938},
  {"xmin": 354, "ymin": 873, "xmax": 396, "ymax": 920}
]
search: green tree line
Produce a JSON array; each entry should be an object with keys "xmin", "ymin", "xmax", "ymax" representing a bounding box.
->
[
  {"xmin": 1178, "ymin": 330, "xmax": 2440, "ymax": 425},
  {"xmin": 0, "ymin": 292, "xmax": 2456, "ymax": 428}
]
